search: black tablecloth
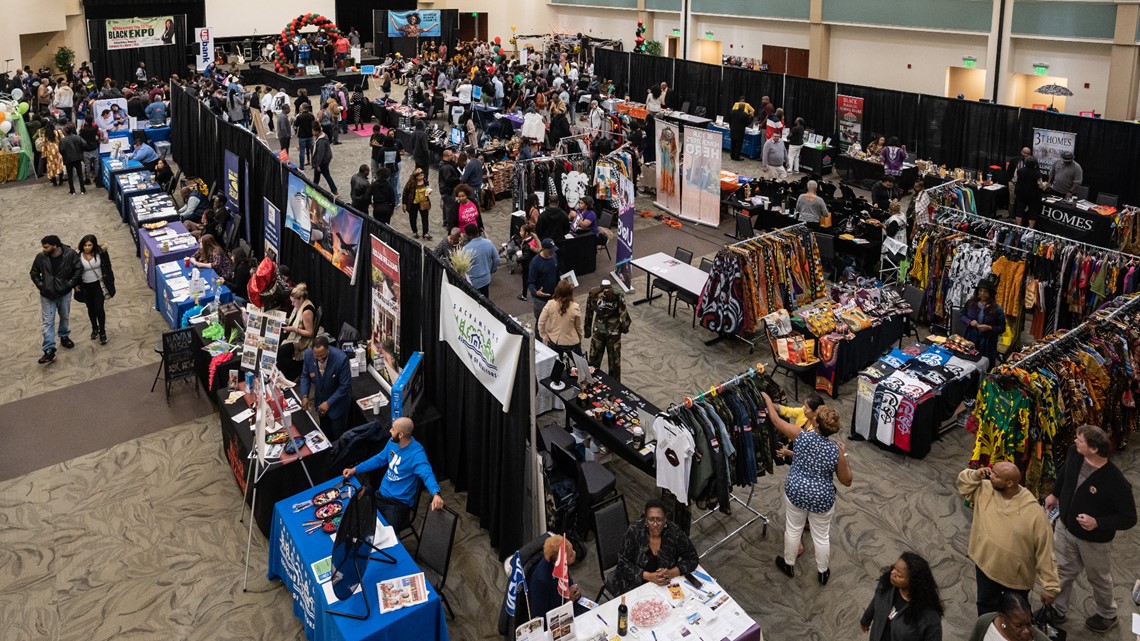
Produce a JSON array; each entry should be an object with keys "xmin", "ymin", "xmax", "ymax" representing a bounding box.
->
[
  {"xmin": 218, "ymin": 387, "xmax": 339, "ymax": 537},
  {"xmin": 835, "ymin": 236, "xmax": 883, "ymax": 275},
  {"xmin": 972, "ymin": 184, "xmax": 1009, "ymax": 218},
  {"xmin": 541, "ymin": 373, "xmax": 659, "ymax": 477},
  {"xmin": 836, "ymin": 314, "xmax": 904, "ymax": 382},
  {"xmin": 799, "ymin": 146, "xmax": 836, "ymax": 176},
  {"xmin": 1038, "ymin": 198, "xmax": 1116, "ymax": 248},
  {"xmin": 836, "ymin": 155, "xmax": 918, "ymax": 190},
  {"xmin": 557, "ymin": 231, "xmax": 598, "ymax": 277}
]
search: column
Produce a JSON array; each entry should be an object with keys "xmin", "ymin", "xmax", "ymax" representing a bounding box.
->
[
  {"xmin": 1106, "ymin": 3, "xmax": 1140, "ymax": 119},
  {"xmin": 987, "ymin": 0, "xmax": 1015, "ymax": 105},
  {"xmin": 808, "ymin": 0, "xmax": 830, "ymax": 79}
]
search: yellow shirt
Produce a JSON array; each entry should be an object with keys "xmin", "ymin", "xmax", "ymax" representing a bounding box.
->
[{"xmin": 778, "ymin": 405, "xmax": 809, "ymax": 429}]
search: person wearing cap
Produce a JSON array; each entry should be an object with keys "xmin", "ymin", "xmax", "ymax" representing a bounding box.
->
[
  {"xmin": 528, "ymin": 239, "xmax": 561, "ymax": 325},
  {"xmin": 463, "ymin": 224, "xmax": 499, "ymax": 298},
  {"xmin": 960, "ymin": 280, "xmax": 1006, "ymax": 368},
  {"xmin": 1046, "ymin": 150, "xmax": 1083, "ymax": 199}
]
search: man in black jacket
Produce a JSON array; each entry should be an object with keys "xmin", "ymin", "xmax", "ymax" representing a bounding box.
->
[
  {"xmin": 535, "ymin": 206, "xmax": 570, "ymax": 241},
  {"xmin": 57, "ymin": 125, "xmax": 87, "ymax": 195},
  {"xmin": 30, "ymin": 235, "xmax": 83, "ymax": 364},
  {"xmin": 727, "ymin": 96, "xmax": 754, "ymax": 161},
  {"xmin": 1045, "ymin": 424, "xmax": 1136, "ymax": 633},
  {"xmin": 438, "ymin": 149, "xmax": 462, "ymax": 230},
  {"xmin": 410, "ymin": 120, "xmax": 430, "ymax": 173}
]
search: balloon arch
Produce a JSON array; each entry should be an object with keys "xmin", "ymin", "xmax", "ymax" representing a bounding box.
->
[{"xmin": 273, "ymin": 13, "xmax": 343, "ymax": 73}]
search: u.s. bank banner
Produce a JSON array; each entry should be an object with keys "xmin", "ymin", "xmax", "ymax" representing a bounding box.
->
[
  {"xmin": 439, "ymin": 282, "xmax": 523, "ymax": 411},
  {"xmin": 106, "ymin": 17, "xmax": 177, "ymax": 50}
]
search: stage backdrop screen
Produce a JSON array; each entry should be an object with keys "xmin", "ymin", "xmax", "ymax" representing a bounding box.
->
[{"xmin": 203, "ymin": 0, "xmax": 337, "ymax": 38}]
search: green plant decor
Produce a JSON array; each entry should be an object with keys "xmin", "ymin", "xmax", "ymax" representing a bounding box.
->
[
  {"xmin": 54, "ymin": 46, "xmax": 76, "ymax": 73},
  {"xmin": 643, "ymin": 40, "xmax": 663, "ymax": 57},
  {"xmin": 450, "ymin": 248, "xmax": 475, "ymax": 279}
]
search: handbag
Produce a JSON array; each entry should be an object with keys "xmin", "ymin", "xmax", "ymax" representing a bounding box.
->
[{"xmin": 1031, "ymin": 606, "xmax": 1067, "ymax": 641}]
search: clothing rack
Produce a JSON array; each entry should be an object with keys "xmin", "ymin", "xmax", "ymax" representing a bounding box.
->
[
  {"xmin": 669, "ymin": 364, "xmax": 772, "ymax": 557},
  {"xmin": 935, "ymin": 206, "xmax": 1140, "ymax": 262},
  {"xmin": 923, "ymin": 220, "xmax": 1033, "ymax": 257},
  {"xmin": 1004, "ymin": 293, "xmax": 1140, "ymax": 370},
  {"xmin": 726, "ymin": 222, "xmax": 807, "ymax": 248}
]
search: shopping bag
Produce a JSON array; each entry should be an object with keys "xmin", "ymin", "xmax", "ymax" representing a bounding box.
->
[{"xmin": 1031, "ymin": 606, "xmax": 1067, "ymax": 641}]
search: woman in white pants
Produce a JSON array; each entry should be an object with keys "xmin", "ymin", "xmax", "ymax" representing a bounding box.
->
[{"xmin": 761, "ymin": 392, "xmax": 853, "ymax": 586}]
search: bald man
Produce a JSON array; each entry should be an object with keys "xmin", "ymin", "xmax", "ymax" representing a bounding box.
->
[
  {"xmin": 958, "ymin": 463, "xmax": 1060, "ymax": 615},
  {"xmin": 343, "ymin": 417, "xmax": 444, "ymax": 530}
]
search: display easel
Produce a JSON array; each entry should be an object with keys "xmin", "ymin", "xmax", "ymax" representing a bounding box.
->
[
  {"xmin": 704, "ymin": 223, "xmax": 808, "ymax": 353},
  {"xmin": 670, "ymin": 365, "xmax": 772, "ymax": 557},
  {"xmin": 240, "ymin": 368, "xmax": 319, "ymax": 591}
]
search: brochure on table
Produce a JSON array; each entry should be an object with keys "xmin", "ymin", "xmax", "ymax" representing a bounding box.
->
[{"xmin": 241, "ymin": 305, "xmax": 286, "ymax": 371}]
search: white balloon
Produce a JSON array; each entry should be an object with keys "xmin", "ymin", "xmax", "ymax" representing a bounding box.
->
[
  {"xmin": 0, "ymin": 121, "xmax": 11, "ymax": 134},
  {"xmin": 11, "ymin": 88, "xmax": 23, "ymax": 100}
]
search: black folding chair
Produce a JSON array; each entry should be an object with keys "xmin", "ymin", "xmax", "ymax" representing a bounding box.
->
[
  {"xmin": 650, "ymin": 247, "xmax": 693, "ymax": 309},
  {"xmin": 415, "ymin": 506, "xmax": 459, "ymax": 619},
  {"xmin": 593, "ymin": 495, "xmax": 629, "ymax": 600},
  {"xmin": 673, "ymin": 257, "xmax": 713, "ymax": 327}
]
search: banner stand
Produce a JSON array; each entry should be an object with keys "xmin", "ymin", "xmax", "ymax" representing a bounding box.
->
[{"xmin": 678, "ymin": 125, "xmax": 721, "ymax": 228}]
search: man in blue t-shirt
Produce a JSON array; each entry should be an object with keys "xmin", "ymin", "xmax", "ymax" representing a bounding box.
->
[{"xmin": 342, "ymin": 417, "xmax": 444, "ymax": 531}]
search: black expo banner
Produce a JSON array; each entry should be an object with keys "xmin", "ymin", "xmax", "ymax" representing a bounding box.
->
[{"xmin": 106, "ymin": 17, "xmax": 177, "ymax": 50}]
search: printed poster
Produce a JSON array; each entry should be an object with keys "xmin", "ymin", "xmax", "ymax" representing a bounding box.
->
[
  {"xmin": 106, "ymin": 16, "xmax": 176, "ymax": 50},
  {"xmin": 369, "ymin": 236, "xmax": 401, "ymax": 384},
  {"xmin": 285, "ymin": 172, "xmax": 363, "ymax": 280},
  {"xmin": 439, "ymin": 282, "xmax": 523, "ymax": 411},
  {"xmin": 837, "ymin": 94, "xmax": 864, "ymax": 151},
  {"xmin": 387, "ymin": 10, "xmax": 441, "ymax": 38},
  {"xmin": 655, "ymin": 120, "xmax": 681, "ymax": 215},
  {"xmin": 264, "ymin": 198, "xmax": 280, "ymax": 262},
  {"xmin": 224, "ymin": 150, "xmax": 241, "ymax": 214},
  {"xmin": 680, "ymin": 125, "xmax": 722, "ymax": 227},
  {"xmin": 614, "ymin": 172, "xmax": 635, "ymax": 291},
  {"xmin": 1032, "ymin": 128, "xmax": 1076, "ymax": 174},
  {"xmin": 194, "ymin": 27, "xmax": 214, "ymax": 72}
]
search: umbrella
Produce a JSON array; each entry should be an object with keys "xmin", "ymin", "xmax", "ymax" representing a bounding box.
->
[{"xmin": 1035, "ymin": 83, "xmax": 1073, "ymax": 108}]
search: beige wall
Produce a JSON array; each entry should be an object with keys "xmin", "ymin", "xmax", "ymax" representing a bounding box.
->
[
  {"xmin": 1005, "ymin": 38, "xmax": 1111, "ymax": 115},
  {"xmin": 423, "ymin": 0, "xmax": 557, "ymax": 48},
  {"xmin": 690, "ymin": 15, "xmax": 809, "ymax": 59},
  {"xmin": 947, "ymin": 66, "xmax": 988, "ymax": 101},
  {"xmin": 2, "ymin": 0, "xmax": 86, "ymax": 76},
  {"xmin": 829, "ymin": 25, "xmax": 989, "ymax": 96}
]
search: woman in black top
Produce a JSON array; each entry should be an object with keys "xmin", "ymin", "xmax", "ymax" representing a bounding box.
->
[
  {"xmin": 861, "ymin": 552, "xmax": 944, "ymax": 641},
  {"xmin": 1013, "ymin": 155, "xmax": 1043, "ymax": 229},
  {"xmin": 74, "ymin": 234, "xmax": 116, "ymax": 345},
  {"xmin": 225, "ymin": 246, "xmax": 254, "ymax": 303},
  {"xmin": 611, "ymin": 499, "xmax": 700, "ymax": 595}
]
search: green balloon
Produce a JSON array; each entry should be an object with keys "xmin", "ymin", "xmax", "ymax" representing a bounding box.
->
[{"xmin": 18, "ymin": 102, "xmax": 29, "ymax": 114}]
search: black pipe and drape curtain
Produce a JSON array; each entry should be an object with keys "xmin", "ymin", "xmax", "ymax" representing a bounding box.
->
[
  {"xmin": 837, "ymin": 83, "xmax": 920, "ymax": 151},
  {"xmin": 628, "ymin": 55, "xmax": 675, "ymax": 106},
  {"xmin": 421, "ymin": 253, "xmax": 530, "ymax": 558},
  {"xmin": 919, "ymin": 98, "xmax": 1020, "ymax": 177},
  {"xmin": 671, "ymin": 60, "xmax": 722, "ymax": 118},
  {"xmin": 86, "ymin": 16, "xmax": 188, "ymax": 85},
  {"xmin": 594, "ymin": 49, "xmax": 631, "ymax": 99},
  {"xmin": 783, "ymin": 75, "xmax": 836, "ymax": 138},
  {"xmin": 720, "ymin": 67, "xmax": 784, "ymax": 121},
  {"xmin": 1018, "ymin": 111, "xmax": 1140, "ymax": 205}
]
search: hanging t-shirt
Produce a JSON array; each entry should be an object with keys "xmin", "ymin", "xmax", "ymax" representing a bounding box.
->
[{"xmin": 654, "ymin": 416, "xmax": 696, "ymax": 504}]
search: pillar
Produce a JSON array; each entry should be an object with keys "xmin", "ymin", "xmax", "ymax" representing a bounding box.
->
[
  {"xmin": 808, "ymin": 0, "xmax": 830, "ymax": 79},
  {"xmin": 1106, "ymin": 3, "xmax": 1140, "ymax": 120}
]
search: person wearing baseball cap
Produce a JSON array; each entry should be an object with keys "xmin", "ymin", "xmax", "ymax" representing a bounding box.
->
[
  {"xmin": 1046, "ymin": 149, "xmax": 1083, "ymax": 200},
  {"xmin": 960, "ymin": 279, "xmax": 1005, "ymax": 368},
  {"xmin": 528, "ymin": 238, "xmax": 560, "ymax": 327}
]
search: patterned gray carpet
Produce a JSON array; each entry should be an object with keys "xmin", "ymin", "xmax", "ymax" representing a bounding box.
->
[{"xmin": 0, "ymin": 87, "xmax": 1136, "ymax": 641}]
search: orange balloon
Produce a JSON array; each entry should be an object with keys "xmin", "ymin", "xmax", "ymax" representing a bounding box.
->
[{"xmin": 0, "ymin": 111, "xmax": 5, "ymax": 123}]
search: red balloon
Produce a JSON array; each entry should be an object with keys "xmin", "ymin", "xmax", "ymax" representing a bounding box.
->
[
  {"xmin": 635, "ymin": 36, "xmax": 645, "ymax": 45},
  {"xmin": 494, "ymin": 36, "xmax": 502, "ymax": 44}
]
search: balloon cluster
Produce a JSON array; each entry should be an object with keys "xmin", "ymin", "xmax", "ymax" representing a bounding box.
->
[
  {"xmin": 490, "ymin": 35, "xmax": 505, "ymax": 63},
  {"xmin": 273, "ymin": 13, "xmax": 343, "ymax": 73},
  {"xmin": 0, "ymin": 88, "xmax": 28, "ymax": 134},
  {"xmin": 634, "ymin": 21, "xmax": 647, "ymax": 53}
]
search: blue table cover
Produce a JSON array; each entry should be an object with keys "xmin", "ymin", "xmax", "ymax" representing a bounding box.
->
[
  {"xmin": 144, "ymin": 125, "xmax": 171, "ymax": 143},
  {"xmin": 99, "ymin": 157, "xmax": 143, "ymax": 198},
  {"xmin": 154, "ymin": 262, "xmax": 232, "ymax": 329},
  {"xmin": 115, "ymin": 171, "xmax": 163, "ymax": 223},
  {"xmin": 267, "ymin": 477, "xmax": 450, "ymax": 641}
]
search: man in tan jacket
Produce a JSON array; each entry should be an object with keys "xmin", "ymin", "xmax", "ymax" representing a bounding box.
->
[{"xmin": 957, "ymin": 462, "xmax": 1059, "ymax": 616}]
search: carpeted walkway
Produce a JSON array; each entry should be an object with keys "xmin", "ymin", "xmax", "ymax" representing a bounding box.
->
[{"xmin": 0, "ymin": 365, "xmax": 214, "ymax": 481}]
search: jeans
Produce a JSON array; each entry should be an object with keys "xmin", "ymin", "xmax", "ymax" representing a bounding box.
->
[
  {"xmin": 975, "ymin": 565, "xmax": 1028, "ymax": 616},
  {"xmin": 375, "ymin": 496, "xmax": 412, "ymax": 532},
  {"xmin": 1053, "ymin": 521, "xmax": 1118, "ymax": 619},
  {"xmin": 297, "ymin": 137, "xmax": 313, "ymax": 169},
  {"xmin": 41, "ymin": 293, "xmax": 72, "ymax": 352},
  {"xmin": 782, "ymin": 492, "xmax": 834, "ymax": 573},
  {"xmin": 65, "ymin": 160, "xmax": 85, "ymax": 193},
  {"xmin": 83, "ymin": 150, "xmax": 99, "ymax": 183},
  {"xmin": 313, "ymin": 162, "xmax": 337, "ymax": 193},
  {"xmin": 388, "ymin": 167, "xmax": 401, "ymax": 202}
]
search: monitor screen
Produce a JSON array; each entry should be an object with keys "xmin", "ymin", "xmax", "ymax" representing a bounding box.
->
[{"xmin": 449, "ymin": 127, "xmax": 463, "ymax": 146}]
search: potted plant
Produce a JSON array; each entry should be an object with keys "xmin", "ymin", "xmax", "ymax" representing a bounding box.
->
[
  {"xmin": 644, "ymin": 40, "xmax": 663, "ymax": 57},
  {"xmin": 449, "ymin": 248, "xmax": 475, "ymax": 282},
  {"xmin": 54, "ymin": 46, "xmax": 76, "ymax": 74}
]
